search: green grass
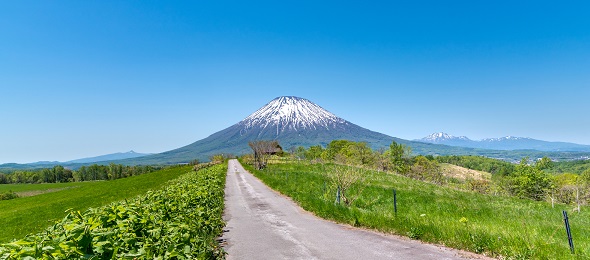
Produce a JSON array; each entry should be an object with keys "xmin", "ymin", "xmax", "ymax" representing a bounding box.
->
[
  {"xmin": 0, "ymin": 182, "xmax": 82, "ymax": 193},
  {"xmin": 244, "ymin": 161, "xmax": 590, "ymax": 259},
  {"xmin": 0, "ymin": 166, "xmax": 191, "ymax": 243}
]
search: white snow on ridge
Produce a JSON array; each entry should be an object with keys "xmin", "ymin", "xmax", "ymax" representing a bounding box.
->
[
  {"xmin": 239, "ymin": 96, "xmax": 346, "ymax": 133},
  {"xmin": 482, "ymin": 136, "xmax": 530, "ymax": 142},
  {"xmin": 422, "ymin": 132, "xmax": 470, "ymax": 142},
  {"xmin": 421, "ymin": 133, "xmax": 531, "ymax": 143}
]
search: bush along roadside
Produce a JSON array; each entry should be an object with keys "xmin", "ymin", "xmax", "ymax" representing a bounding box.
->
[{"xmin": 0, "ymin": 163, "xmax": 227, "ymax": 259}]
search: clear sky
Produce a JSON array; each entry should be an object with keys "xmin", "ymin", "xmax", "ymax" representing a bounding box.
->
[{"xmin": 1, "ymin": 1, "xmax": 589, "ymax": 163}]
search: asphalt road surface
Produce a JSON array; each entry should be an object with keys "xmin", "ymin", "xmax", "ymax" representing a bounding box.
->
[{"xmin": 222, "ymin": 159, "xmax": 489, "ymax": 260}]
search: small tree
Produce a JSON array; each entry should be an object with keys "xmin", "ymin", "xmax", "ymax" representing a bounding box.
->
[
  {"xmin": 210, "ymin": 154, "xmax": 226, "ymax": 164},
  {"xmin": 410, "ymin": 155, "xmax": 443, "ymax": 184},
  {"xmin": 305, "ymin": 145, "xmax": 324, "ymax": 162},
  {"xmin": 552, "ymin": 173, "xmax": 578, "ymax": 205},
  {"xmin": 536, "ymin": 156, "xmax": 554, "ymax": 170},
  {"xmin": 373, "ymin": 147, "xmax": 391, "ymax": 172},
  {"xmin": 503, "ymin": 157, "xmax": 553, "ymax": 201},
  {"xmin": 342, "ymin": 142, "xmax": 375, "ymax": 166},
  {"xmin": 189, "ymin": 159, "xmax": 200, "ymax": 166},
  {"xmin": 0, "ymin": 173, "xmax": 8, "ymax": 184},
  {"xmin": 389, "ymin": 140, "xmax": 411, "ymax": 174},
  {"xmin": 248, "ymin": 140, "xmax": 280, "ymax": 170},
  {"xmin": 328, "ymin": 165, "xmax": 366, "ymax": 206}
]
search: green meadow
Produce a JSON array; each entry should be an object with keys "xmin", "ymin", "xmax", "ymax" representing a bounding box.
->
[
  {"xmin": 244, "ymin": 161, "xmax": 590, "ymax": 259},
  {"xmin": 0, "ymin": 182, "xmax": 81, "ymax": 194},
  {"xmin": 0, "ymin": 166, "xmax": 190, "ymax": 243}
]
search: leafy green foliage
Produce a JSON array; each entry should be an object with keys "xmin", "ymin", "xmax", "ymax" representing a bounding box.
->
[
  {"xmin": 389, "ymin": 140, "xmax": 411, "ymax": 174},
  {"xmin": 304, "ymin": 145, "xmax": 324, "ymax": 161},
  {"xmin": 535, "ymin": 156, "xmax": 554, "ymax": 171},
  {"xmin": 503, "ymin": 158, "xmax": 554, "ymax": 201},
  {"xmin": 546, "ymin": 159, "xmax": 590, "ymax": 174},
  {"xmin": 0, "ymin": 164, "xmax": 227, "ymax": 259}
]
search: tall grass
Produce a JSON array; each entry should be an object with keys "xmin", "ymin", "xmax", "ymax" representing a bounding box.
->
[
  {"xmin": 244, "ymin": 161, "xmax": 589, "ymax": 259},
  {"xmin": 0, "ymin": 166, "xmax": 191, "ymax": 243}
]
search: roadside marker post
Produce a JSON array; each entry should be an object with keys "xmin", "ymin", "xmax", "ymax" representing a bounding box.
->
[
  {"xmin": 393, "ymin": 189, "xmax": 397, "ymax": 216},
  {"xmin": 336, "ymin": 186, "xmax": 341, "ymax": 204},
  {"xmin": 562, "ymin": 210, "xmax": 575, "ymax": 254}
]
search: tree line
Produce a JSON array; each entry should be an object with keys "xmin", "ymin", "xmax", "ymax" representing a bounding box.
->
[{"xmin": 0, "ymin": 164, "xmax": 159, "ymax": 184}]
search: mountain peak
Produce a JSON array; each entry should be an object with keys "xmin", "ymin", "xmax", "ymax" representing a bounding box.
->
[
  {"xmin": 420, "ymin": 132, "xmax": 470, "ymax": 143},
  {"xmin": 417, "ymin": 133, "xmax": 590, "ymax": 152},
  {"xmin": 239, "ymin": 96, "xmax": 347, "ymax": 135}
]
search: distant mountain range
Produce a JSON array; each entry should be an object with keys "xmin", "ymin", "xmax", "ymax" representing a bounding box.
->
[
  {"xmin": 114, "ymin": 96, "xmax": 590, "ymax": 165},
  {"xmin": 65, "ymin": 150, "xmax": 151, "ymax": 164},
  {"xmin": 0, "ymin": 151, "xmax": 150, "ymax": 172},
  {"xmin": 417, "ymin": 132, "xmax": 590, "ymax": 152},
  {"xmin": 3, "ymin": 97, "xmax": 590, "ymax": 170}
]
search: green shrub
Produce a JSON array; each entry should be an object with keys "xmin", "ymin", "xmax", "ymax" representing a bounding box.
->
[{"xmin": 0, "ymin": 191, "xmax": 18, "ymax": 201}]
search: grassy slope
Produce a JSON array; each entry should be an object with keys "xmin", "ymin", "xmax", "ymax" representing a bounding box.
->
[
  {"xmin": 439, "ymin": 163, "xmax": 491, "ymax": 181},
  {"xmin": 0, "ymin": 166, "xmax": 191, "ymax": 243},
  {"xmin": 245, "ymin": 161, "xmax": 589, "ymax": 259}
]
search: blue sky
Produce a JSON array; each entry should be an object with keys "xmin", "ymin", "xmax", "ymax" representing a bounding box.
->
[{"xmin": 1, "ymin": 1, "xmax": 589, "ymax": 163}]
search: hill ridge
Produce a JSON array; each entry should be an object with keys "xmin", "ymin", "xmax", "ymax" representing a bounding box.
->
[{"xmin": 417, "ymin": 132, "xmax": 590, "ymax": 152}]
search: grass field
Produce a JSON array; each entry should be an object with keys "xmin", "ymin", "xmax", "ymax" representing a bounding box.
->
[
  {"xmin": 244, "ymin": 161, "xmax": 589, "ymax": 259},
  {"xmin": 0, "ymin": 182, "xmax": 82, "ymax": 194},
  {"xmin": 0, "ymin": 166, "xmax": 191, "ymax": 243}
]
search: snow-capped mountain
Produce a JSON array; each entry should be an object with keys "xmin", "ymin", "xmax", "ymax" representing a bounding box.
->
[
  {"xmin": 193, "ymin": 96, "xmax": 392, "ymax": 154},
  {"xmin": 417, "ymin": 133, "xmax": 590, "ymax": 152},
  {"xmin": 123, "ymin": 96, "xmax": 398, "ymax": 163},
  {"xmin": 239, "ymin": 96, "xmax": 348, "ymax": 136},
  {"xmin": 421, "ymin": 132, "xmax": 471, "ymax": 143},
  {"xmin": 481, "ymin": 136, "xmax": 529, "ymax": 142}
]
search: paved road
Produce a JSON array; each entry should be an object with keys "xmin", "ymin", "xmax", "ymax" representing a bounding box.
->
[{"xmin": 222, "ymin": 159, "xmax": 488, "ymax": 260}]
